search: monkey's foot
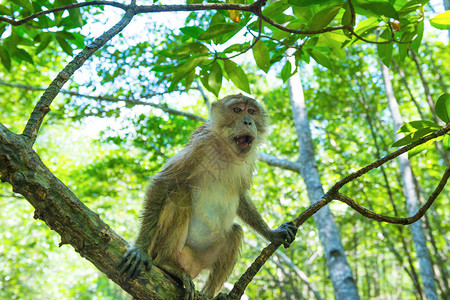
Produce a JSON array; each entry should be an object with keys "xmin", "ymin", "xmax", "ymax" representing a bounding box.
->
[
  {"xmin": 155, "ymin": 261, "xmax": 196, "ymax": 300},
  {"xmin": 180, "ymin": 272, "xmax": 195, "ymax": 300},
  {"xmin": 117, "ymin": 246, "xmax": 152, "ymax": 281},
  {"xmin": 212, "ymin": 292, "xmax": 228, "ymax": 300},
  {"xmin": 270, "ymin": 221, "xmax": 298, "ymax": 248}
]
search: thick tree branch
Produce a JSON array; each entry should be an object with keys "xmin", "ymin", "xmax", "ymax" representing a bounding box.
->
[
  {"xmin": 0, "ymin": 123, "xmax": 184, "ymax": 299},
  {"xmin": 21, "ymin": 2, "xmax": 137, "ymax": 147}
]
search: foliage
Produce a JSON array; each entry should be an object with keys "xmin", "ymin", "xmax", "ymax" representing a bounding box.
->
[{"xmin": 0, "ymin": 0, "xmax": 449, "ymax": 299}]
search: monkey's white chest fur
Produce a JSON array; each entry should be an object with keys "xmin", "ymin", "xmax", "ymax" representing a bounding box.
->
[{"xmin": 186, "ymin": 161, "xmax": 251, "ymax": 251}]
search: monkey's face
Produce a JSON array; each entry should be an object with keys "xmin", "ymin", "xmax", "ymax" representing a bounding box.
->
[{"xmin": 210, "ymin": 94, "xmax": 267, "ymax": 156}]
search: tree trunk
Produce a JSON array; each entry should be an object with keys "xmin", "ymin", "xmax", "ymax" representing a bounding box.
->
[
  {"xmin": 287, "ymin": 55, "xmax": 360, "ymax": 300},
  {"xmin": 380, "ymin": 62, "xmax": 439, "ymax": 300}
]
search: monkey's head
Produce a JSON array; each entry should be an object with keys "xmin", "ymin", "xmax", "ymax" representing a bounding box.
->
[{"xmin": 208, "ymin": 94, "xmax": 268, "ymax": 155}]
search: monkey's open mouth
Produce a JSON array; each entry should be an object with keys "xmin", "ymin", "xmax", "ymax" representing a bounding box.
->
[{"xmin": 234, "ymin": 135, "xmax": 254, "ymax": 149}]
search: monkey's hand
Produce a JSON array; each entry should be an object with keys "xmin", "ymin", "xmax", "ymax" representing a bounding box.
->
[
  {"xmin": 117, "ymin": 246, "xmax": 152, "ymax": 281},
  {"xmin": 269, "ymin": 222, "xmax": 298, "ymax": 249}
]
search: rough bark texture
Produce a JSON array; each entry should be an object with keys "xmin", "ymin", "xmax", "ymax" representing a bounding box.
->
[
  {"xmin": 287, "ymin": 57, "xmax": 360, "ymax": 300},
  {"xmin": 381, "ymin": 63, "xmax": 438, "ymax": 300},
  {"xmin": 0, "ymin": 124, "xmax": 184, "ymax": 300}
]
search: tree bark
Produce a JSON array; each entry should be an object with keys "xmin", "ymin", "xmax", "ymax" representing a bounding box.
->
[
  {"xmin": 287, "ymin": 55, "xmax": 360, "ymax": 300},
  {"xmin": 380, "ymin": 62, "xmax": 439, "ymax": 300}
]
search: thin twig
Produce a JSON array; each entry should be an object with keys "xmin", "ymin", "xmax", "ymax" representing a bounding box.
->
[{"xmin": 0, "ymin": 1, "xmax": 127, "ymax": 26}]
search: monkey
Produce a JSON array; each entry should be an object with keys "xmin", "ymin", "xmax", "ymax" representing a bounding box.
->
[{"xmin": 118, "ymin": 94, "xmax": 297, "ymax": 299}]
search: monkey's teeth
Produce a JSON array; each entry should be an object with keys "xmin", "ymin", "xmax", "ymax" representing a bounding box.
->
[{"xmin": 235, "ymin": 135, "xmax": 253, "ymax": 148}]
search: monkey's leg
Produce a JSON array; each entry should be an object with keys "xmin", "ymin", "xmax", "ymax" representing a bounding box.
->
[
  {"xmin": 156, "ymin": 259, "xmax": 196, "ymax": 300},
  {"xmin": 202, "ymin": 223, "xmax": 243, "ymax": 298}
]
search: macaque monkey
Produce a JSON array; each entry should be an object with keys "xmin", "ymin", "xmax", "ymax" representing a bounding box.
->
[{"xmin": 118, "ymin": 94, "xmax": 297, "ymax": 299}]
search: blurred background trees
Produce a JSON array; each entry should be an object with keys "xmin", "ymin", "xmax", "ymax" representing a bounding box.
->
[{"xmin": 0, "ymin": 0, "xmax": 449, "ymax": 299}]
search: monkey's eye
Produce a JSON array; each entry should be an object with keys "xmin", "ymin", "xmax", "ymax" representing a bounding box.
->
[
  {"xmin": 233, "ymin": 107, "xmax": 242, "ymax": 113},
  {"xmin": 248, "ymin": 108, "xmax": 256, "ymax": 114}
]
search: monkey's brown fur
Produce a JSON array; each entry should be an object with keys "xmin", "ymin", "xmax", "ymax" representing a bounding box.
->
[{"xmin": 118, "ymin": 94, "xmax": 297, "ymax": 299}]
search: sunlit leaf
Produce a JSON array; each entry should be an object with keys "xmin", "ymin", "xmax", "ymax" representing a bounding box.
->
[
  {"xmin": 408, "ymin": 139, "xmax": 435, "ymax": 158},
  {"xmin": 430, "ymin": 11, "xmax": 450, "ymax": 30},
  {"xmin": 392, "ymin": 127, "xmax": 435, "ymax": 147},
  {"xmin": 443, "ymin": 134, "xmax": 450, "ymax": 150},
  {"xmin": 397, "ymin": 120, "xmax": 441, "ymax": 133}
]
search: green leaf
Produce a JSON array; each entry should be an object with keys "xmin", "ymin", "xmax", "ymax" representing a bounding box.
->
[
  {"xmin": 397, "ymin": 120, "xmax": 441, "ymax": 133},
  {"xmin": 354, "ymin": 17, "xmax": 379, "ymax": 36},
  {"xmin": 35, "ymin": 33, "xmax": 53, "ymax": 54},
  {"xmin": 184, "ymin": 70, "xmax": 195, "ymax": 91},
  {"xmin": 443, "ymin": 134, "xmax": 450, "ymax": 150},
  {"xmin": 377, "ymin": 29, "xmax": 393, "ymax": 67},
  {"xmin": 223, "ymin": 43, "xmax": 250, "ymax": 53},
  {"xmin": 180, "ymin": 26, "xmax": 205, "ymax": 39},
  {"xmin": 435, "ymin": 93, "xmax": 450, "ymax": 123},
  {"xmin": 56, "ymin": 37, "xmax": 73, "ymax": 56},
  {"xmin": 197, "ymin": 23, "xmax": 241, "ymax": 40},
  {"xmin": 174, "ymin": 43, "xmax": 209, "ymax": 56},
  {"xmin": 11, "ymin": 0, "xmax": 33, "ymax": 11},
  {"xmin": 410, "ymin": 21, "xmax": 423, "ymax": 53},
  {"xmin": 308, "ymin": 3, "xmax": 344, "ymax": 31},
  {"xmin": 430, "ymin": 11, "xmax": 450, "ymax": 30},
  {"xmin": 308, "ymin": 48, "xmax": 332, "ymax": 68},
  {"xmin": 223, "ymin": 60, "xmax": 250, "ymax": 93},
  {"xmin": 0, "ymin": 5, "xmax": 10, "ymax": 15},
  {"xmin": 0, "ymin": 46, "xmax": 11, "ymax": 71},
  {"xmin": 289, "ymin": 0, "xmax": 334, "ymax": 7},
  {"xmin": 69, "ymin": 8, "xmax": 84, "ymax": 28},
  {"xmin": 13, "ymin": 48, "xmax": 34, "ymax": 64},
  {"xmin": 280, "ymin": 60, "xmax": 293, "ymax": 82},
  {"xmin": 252, "ymin": 39, "xmax": 270, "ymax": 73},
  {"xmin": 263, "ymin": 1, "xmax": 290, "ymax": 17},
  {"xmin": 169, "ymin": 56, "xmax": 207, "ymax": 92},
  {"xmin": 354, "ymin": 0, "xmax": 399, "ymax": 19},
  {"xmin": 392, "ymin": 127, "xmax": 436, "ymax": 147},
  {"xmin": 408, "ymin": 139, "xmax": 435, "ymax": 158},
  {"xmin": 208, "ymin": 62, "xmax": 222, "ymax": 96}
]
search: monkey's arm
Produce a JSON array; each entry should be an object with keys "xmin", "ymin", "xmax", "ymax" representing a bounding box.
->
[{"xmin": 238, "ymin": 192, "xmax": 297, "ymax": 248}]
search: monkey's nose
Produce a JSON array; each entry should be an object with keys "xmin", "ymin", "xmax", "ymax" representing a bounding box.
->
[{"xmin": 243, "ymin": 116, "xmax": 252, "ymax": 126}]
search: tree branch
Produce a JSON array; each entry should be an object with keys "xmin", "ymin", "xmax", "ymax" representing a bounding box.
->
[
  {"xmin": 0, "ymin": 80, "xmax": 206, "ymax": 122},
  {"xmin": 257, "ymin": 152, "xmax": 301, "ymax": 173},
  {"xmin": 21, "ymin": 2, "xmax": 137, "ymax": 147},
  {"xmin": 0, "ymin": 1, "xmax": 127, "ymax": 26}
]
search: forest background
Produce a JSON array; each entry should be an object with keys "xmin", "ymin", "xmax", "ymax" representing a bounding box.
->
[{"xmin": 0, "ymin": 0, "xmax": 449, "ymax": 299}]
